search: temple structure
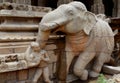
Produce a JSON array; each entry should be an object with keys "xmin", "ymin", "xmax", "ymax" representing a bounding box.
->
[{"xmin": 0, "ymin": 0, "xmax": 119, "ymax": 83}]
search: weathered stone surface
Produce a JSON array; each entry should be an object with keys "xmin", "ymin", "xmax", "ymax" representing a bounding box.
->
[
  {"xmin": 17, "ymin": 70, "xmax": 28, "ymax": 81},
  {"xmin": 106, "ymin": 74, "xmax": 120, "ymax": 83},
  {"xmin": 66, "ymin": 74, "xmax": 79, "ymax": 83},
  {"xmin": 0, "ymin": 1, "xmax": 119, "ymax": 83},
  {"xmin": 36, "ymin": 1, "xmax": 114, "ymax": 81},
  {"xmin": 103, "ymin": 65, "xmax": 120, "ymax": 74},
  {"xmin": 0, "ymin": 2, "xmax": 51, "ymax": 12}
]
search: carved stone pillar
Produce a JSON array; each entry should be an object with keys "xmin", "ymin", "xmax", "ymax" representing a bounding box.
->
[
  {"xmin": 91, "ymin": 0, "xmax": 104, "ymax": 14},
  {"xmin": 113, "ymin": 0, "xmax": 118, "ymax": 17},
  {"xmin": 117, "ymin": 0, "xmax": 120, "ymax": 17},
  {"xmin": 57, "ymin": 0, "xmax": 73, "ymax": 7},
  {"xmin": 113, "ymin": 0, "xmax": 120, "ymax": 17}
]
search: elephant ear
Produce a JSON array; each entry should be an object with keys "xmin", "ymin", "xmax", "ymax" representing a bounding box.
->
[{"xmin": 83, "ymin": 11, "xmax": 97, "ymax": 35}]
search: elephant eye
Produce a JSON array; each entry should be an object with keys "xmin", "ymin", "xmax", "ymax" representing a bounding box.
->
[{"xmin": 66, "ymin": 9, "xmax": 74, "ymax": 16}]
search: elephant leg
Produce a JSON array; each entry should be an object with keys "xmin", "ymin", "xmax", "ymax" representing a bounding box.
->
[
  {"xmin": 89, "ymin": 59, "xmax": 103, "ymax": 78},
  {"xmin": 73, "ymin": 52, "xmax": 96, "ymax": 80},
  {"xmin": 90, "ymin": 52, "xmax": 111, "ymax": 78},
  {"xmin": 66, "ymin": 51, "xmax": 75, "ymax": 74}
]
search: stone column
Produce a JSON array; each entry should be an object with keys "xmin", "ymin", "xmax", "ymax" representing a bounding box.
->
[
  {"xmin": 117, "ymin": 0, "xmax": 120, "ymax": 17},
  {"xmin": 57, "ymin": 0, "xmax": 73, "ymax": 7},
  {"xmin": 91, "ymin": 0, "xmax": 104, "ymax": 14},
  {"xmin": 113, "ymin": 0, "xmax": 118, "ymax": 17}
]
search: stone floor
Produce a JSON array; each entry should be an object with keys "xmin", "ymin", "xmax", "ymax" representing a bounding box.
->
[{"xmin": 72, "ymin": 78, "xmax": 97, "ymax": 83}]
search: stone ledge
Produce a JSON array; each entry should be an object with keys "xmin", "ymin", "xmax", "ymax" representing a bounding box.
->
[
  {"xmin": 0, "ymin": 10, "xmax": 48, "ymax": 17},
  {"xmin": 0, "ymin": 2, "xmax": 51, "ymax": 12}
]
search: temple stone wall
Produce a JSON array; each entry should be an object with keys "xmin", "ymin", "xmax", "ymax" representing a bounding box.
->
[{"xmin": 0, "ymin": 0, "xmax": 31, "ymax": 5}]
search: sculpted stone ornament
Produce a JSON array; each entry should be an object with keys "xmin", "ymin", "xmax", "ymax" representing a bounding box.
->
[
  {"xmin": 36, "ymin": 1, "xmax": 115, "ymax": 80},
  {"xmin": 0, "ymin": 2, "xmax": 51, "ymax": 12},
  {"xmin": 25, "ymin": 42, "xmax": 42, "ymax": 67},
  {"xmin": 32, "ymin": 50, "xmax": 51, "ymax": 83},
  {"xmin": 17, "ymin": 54, "xmax": 27, "ymax": 69},
  {"xmin": 0, "ymin": 54, "xmax": 27, "ymax": 73},
  {"xmin": 25, "ymin": 42, "xmax": 51, "ymax": 83},
  {"xmin": 0, "ymin": 42, "xmax": 50, "ymax": 73}
]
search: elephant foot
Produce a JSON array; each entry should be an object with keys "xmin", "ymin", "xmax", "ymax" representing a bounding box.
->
[
  {"xmin": 80, "ymin": 70, "xmax": 88, "ymax": 80},
  {"xmin": 89, "ymin": 71, "xmax": 99, "ymax": 78}
]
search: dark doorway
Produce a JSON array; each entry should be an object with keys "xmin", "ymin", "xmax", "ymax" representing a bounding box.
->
[
  {"xmin": 102, "ymin": 0, "xmax": 114, "ymax": 17},
  {"xmin": 74, "ymin": 0, "xmax": 94, "ymax": 11},
  {"xmin": 46, "ymin": 0, "xmax": 58, "ymax": 8},
  {"xmin": 36, "ymin": 0, "xmax": 58, "ymax": 9},
  {"xmin": 31, "ymin": 0, "xmax": 38, "ymax": 6}
]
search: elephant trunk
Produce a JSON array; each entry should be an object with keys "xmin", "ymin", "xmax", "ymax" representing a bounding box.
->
[
  {"xmin": 36, "ymin": 19, "xmax": 69, "ymax": 50},
  {"xmin": 35, "ymin": 8, "xmax": 70, "ymax": 49},
  {"xmin": 36, "ymin": 29, "xmax": 50, "ymax": 50}
]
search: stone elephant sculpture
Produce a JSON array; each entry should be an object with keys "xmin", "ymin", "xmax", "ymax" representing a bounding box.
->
[{"xmin": 36, "ymin": 1, "xmax": 114, "ymax": 80}]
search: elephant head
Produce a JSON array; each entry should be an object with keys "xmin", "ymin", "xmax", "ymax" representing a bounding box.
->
[
  {"xmin": 36, "ymin": 1, "xmax": 97, "ymax": 49},
  {"xmin": 39, "ymin": 1, "xmax": 87, "ymax": 31}
]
